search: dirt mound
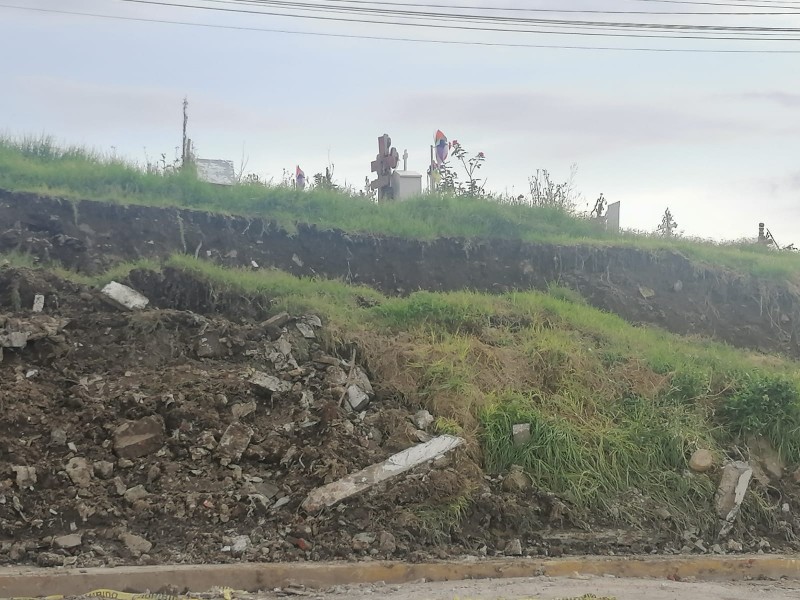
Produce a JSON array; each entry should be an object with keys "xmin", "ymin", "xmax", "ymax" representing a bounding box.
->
[{"xmin": 1, "ymin": 267, "xmax": 617, "ymax": 568}]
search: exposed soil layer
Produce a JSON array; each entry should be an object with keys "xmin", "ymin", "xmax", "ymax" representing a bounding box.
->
[{"xmin": 1, "ymin": 190, "xmax": 799, "ymax": 357}]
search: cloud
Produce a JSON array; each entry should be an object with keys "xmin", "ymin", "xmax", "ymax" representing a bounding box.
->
[
  {"xmin": 391, "ymin": 89, "xmax": 764, "ymax": 156},
  {"xmin": 733, "ymin": 92, "xmax": 800, "ymax": 108}
]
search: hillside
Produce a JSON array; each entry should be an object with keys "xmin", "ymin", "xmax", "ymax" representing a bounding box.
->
[{"xmin": 3, "ymin": 138, "xmax": 800, "ymax": 568}]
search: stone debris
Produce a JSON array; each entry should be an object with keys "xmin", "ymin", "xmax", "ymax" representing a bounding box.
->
[
  {"xmin": 504, "ymin": 538, "xmax": 523, "ymax": 556},
  {"xmin": 716, "ymin": 461, "xmax": 753, "ymax": 538},
  {"xmin": 379, "ymin": 531, "xmax": 397, "ymax": 554},
  {"xmin": 295, "ymin": 322, "xmax": 316, "ymax": 339},
  {"xmin": 53, "ymin": 533, "xmax": 82, "ymax": 549},
  {"xmin": 638, "ymin": 285, "xmax": 656, "ymax": 299},
  {"xmin": 123, "ymin": 485, "xmax": 150, "ymax": 504},
  {"xmin": 351, "ymin": 532, "xmax": 376, "ymax": 551},
  {"xmin": 113, "ymin": 416, "xmax": 165, "ymax": 459},
  {"xmin": 301, "ymin": 434, "xmax": 465, "ymax": 513},
  {"xmin": 120, "ymin": 532, "xmax": 152, "ymax": 556},
  {"xmin": 11, "ymin": 465, "xmax": 37, "ymax": 489},
  {"xmin": 250, "ymin": 371, "xmax": 292, "ymax": 393},
  {"xmin": 748, "ymin": 436, "xmax": 785, "ymax": 481},
  {"xmin": 689, "ymin": 449, "xmax": 714, "ymax": 473},
  {"xmin": 32, "ymin": 294, "xmax": 45, "ymax": 313},
  {"xmin": 346, "ymin": 385, "xmax": 371, "ymax": 412},
  {"xmin": 231, "ymin": 400, "xmax": 257, "ymax": 421},
  {"xmin": 411, "ymin": 409, "xmax": 435, "ymax": 430},
  {"xmin": 502, "ymin": 465, "xmax": 531, "ymax": 493},
  {"xmin": 65, "ymin": 457, "xmax": 93, "ymax": 488},
  {"xmin": 216, "ymin": 422, "xmax": 254, "ymax": 461},
  {"xmin": 95, "ymin": 460, "xmax": 115, "ymax": 480},
  {"xmin": 100, "ymin": 281, "xmax": 150, "ymax": 311},
  {"xmin": 512, "ymin": 423, "xmax": 531, "ymax": 448}
]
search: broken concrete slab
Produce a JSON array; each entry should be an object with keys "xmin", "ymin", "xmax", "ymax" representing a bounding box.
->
[
  {"xmin": 53, "ymin": 534, "xmax": 82, "ymax": 549},
  {"xmin": 216, "ymin": 422, "xmax": 254, "ymax": 461},
  {"xmin": 232, "ymin": 401, "xmax": 257, "ymax": 421},
  {"xmin": 716, "ymin": 461, "xmax": 753, "ymax": 538},
  {"xmin": 120, "ymin": 532, "xmax": 152, "ymax": 556},
  {"xmin": 263, "ymin": 312, "xmax": 291, "ymax": 328},
  {"xmin": 295, "ymin": 322, "xmax": 316, "ymax": 339},
  {"xmin": 301, "ymin": 434, "xmax": 465, "ymax": 513},
  {"xmin": 101, "ymin": 281, "xmax": 149, "ymax": 311},
  {"xmin": 512, "ymin": 423, "xmax": 531, "ymax": 448},
  {"xmin": 32, "ymin": 294, "xmax": 45, "ymax": 313},
  {"xmin": 113, "ymin": 415, "xmax": 165, "ymax": 459},
  {"xmin": 250, "ymin": 371, "xmax": 292, "ymax": 393},
  {"xmin": 346, "ymin": 385, "xmax": 371, "ymax": 412}
]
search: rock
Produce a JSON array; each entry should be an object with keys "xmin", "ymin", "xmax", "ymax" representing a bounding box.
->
[
  {"xmin": 53, "ymin": 534, "xmax": 82, "ymax": 549},
  {"xmin": 295, "ymin": 322, "xmax": 316, "ymax": 339},
  {"xmin": 352, "ymin": 532, "xmax": 376, "ymax": 551},
  {"xmin": 0, "ymin": 331, "xmax": 28, "ymax": 348},
  {"xmin": 504, "ymin": 538, "xmax": 523, "ymax": 556},
  {"xmin": 351, "ymin": 367, "xmax": 374, "ymax": 396},
  {"xmin": 716, "ymin": 461, "xmax": 753, "ymax": 537},
  {"xmin": 36, "ymin": 552, "xmax": 63, "ymax": 567},
  {"xmin": 94, "ymin": 461, "xmax": 115, "ymax": 480},
  {"xmin": 748, "ymin": 436, "xmax": 785, "ymax": 481},
  {"xmin": 413, "ymin": 430, "xmax": 433, "ymax": 443},
  {"xmin": 100, "ymin": 281, "xmax": 149, "ymax": 311},
  {"xmin": 11, "ymin": 465, "xmax": 37, "ymax": 489},
  {"xmin": 673, "ymin": 280, "xmax": 683, "ymax": 293},
  {"xmin": 710, "ymin": 544, "xmax": 723, "ymax": 554},
  {"xmin": 502, "ymin": 465, "xmax": 531, "ymax": 492},
  {"xmin": 113, "ymin": 415, "xmax": 165, "ymax": 459},
  {"xmin": 726, "ymin": 539, "xmax": 743, "ymax": 552},
  {"xmin": 689, "ymin": 449, "xmax": 714, "ymax": 473},
  {"xmin": 32, "ymin": 294, "xmax": 45, "ymax": 313},
  {"xmin": 379, "ymin": 531, "xmax": 397, "ymax": 554},
  {"xmin": 111, "ymin": 477, "xmax": 127, "ymax": 496},
  {"xmin": 120, "ymin": 532, "xmax": 152, "ymax": 556},
  {"xmin": 65, "ymin": 457, "xmax": 93, "ymax": 488},
  {"xmin": 346, "ymin": 385, "xmax": 371, "ymax": 412},
  {"xmin": 232, "ymin": 401, "xmax": 257, "ymax": 421},
  {"xmin": 250, "ymin": 371, "xmax": 292, "ymax": 393},
  {"xmin": 512, "ymin": 423, "xmax": 531, "ymax": 448},
  {"xmin": 638, "ymin": 286, "xmax": 655, "ymax": 299},
  {"xmin": 411, "ymin": 410, "xmax": 435, "ymax": 430},
  {"xmin": 216, "ymin": 423, "xmax": 254, "ymax": 461},
  {"xmin": 124, "ymin": 485, "xmax": 150, "ymax": 504},
  {"xmin": 194, "ymin": 333, "xmax": 226, "ymax": 358},
  {"xmin": 50, "ymin": 429, "xmax": 67, "ymax": 446},
  {"xmin": 231, "ymin": 535, "xmax": 251, "ymax": 557}
]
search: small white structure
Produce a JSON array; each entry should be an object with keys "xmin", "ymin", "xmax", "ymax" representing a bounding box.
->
[
  {"xmin": 195, "ymin": 158, "xmax": 236, "ymax": 186},
  {"xmin": 391, "ymin": 170, "xmax": 423, "ymax": 201}
]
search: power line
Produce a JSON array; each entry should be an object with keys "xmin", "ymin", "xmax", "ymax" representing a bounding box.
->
[
  {"xmin": 626, "ymin": 0, "xmax": 800, "ymax": 8},
  {"xmin": 110, "ymin": 0, "xmax": 800, "ymax": 40},
  {"xmin": 202, "ymin": 0, "xmax": 800, "ymax": 15},
  {"xmin": 3, "ymin": 3, "xmax": 800, "ymax": 51}
]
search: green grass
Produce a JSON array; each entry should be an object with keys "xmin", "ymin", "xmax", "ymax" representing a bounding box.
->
[
  {"xmin": 3, "ymin": 135, "xmax": 800, "ymax": 281},
  {"xmin": 5, "ymin": 252, "xmax": 798, "ymax": 534}
]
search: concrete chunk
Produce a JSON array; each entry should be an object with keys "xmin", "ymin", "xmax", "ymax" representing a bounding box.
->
[
  {"xmin": 216, "ymin": 422, "xmax": 254, "ymax": 461},
  {"xmin": 101, "ymin": 281, "xmax": 149, "ymax": 311},
  {"xmin": 32, "ymin": 294, "xmax": 45, "ymax": 313},
  {"xmin": 113, "ymin": 416, "xmax": 165, "ymax": 459},
  {"xmin": 250, "ymin": 371, "xmax": 292, "ymax": 393},
  {"xmin": 346, "ymin": 385, "xmax": 371, "ymax": 412},
  {"xmin": 716, "ymin": 461, "xmax": 753, "ymax": 538},
  {"xmin": 11, "ymin": 465, "xmax": 37, "ymax": 489},
  {"xmin": 53, "ymin": 534, "xmax": 82, "ymax": 549},
  {"xmin": 301, "ymin": 434, "xmax": 465, "ymax": 513}
]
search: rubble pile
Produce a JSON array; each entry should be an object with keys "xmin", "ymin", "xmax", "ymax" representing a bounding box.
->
[{"xmin": 0, "ymin": 273, "xmax": 476, "ymax": 567}]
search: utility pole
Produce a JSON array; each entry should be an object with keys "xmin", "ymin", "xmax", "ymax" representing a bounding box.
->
[{"xmin": 181, "ymin": 97, "xmax": 189, "ymax": 167}]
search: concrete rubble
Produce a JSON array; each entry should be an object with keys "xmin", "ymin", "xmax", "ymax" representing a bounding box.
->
[
  {"xmin": 512, "ymin": 423, "xmax": 531, "ymax": 447},
  {"xmin": 301, "ymin": 434, "xmax": 465, "ymax": 513},
  {"xmin": 100, "ymin": 281, "xmax": 150, "ymax": 311},
  {"xmin": 113, "ymin": 416, "xmax": 166, "ymax": 459},
  {"xmin": 716, "ymin": 461, "xmax": 753, "ymax": 538}
]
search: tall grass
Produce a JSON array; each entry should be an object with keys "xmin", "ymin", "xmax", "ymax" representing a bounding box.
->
[{"xmin": 2, "ymin": 135, "xmax": 800, "ymax": 281}]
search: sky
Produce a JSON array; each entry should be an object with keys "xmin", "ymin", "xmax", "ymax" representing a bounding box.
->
[{"xmin": 1, "ymin": 0, "xmax": 799, "ymax": 242}]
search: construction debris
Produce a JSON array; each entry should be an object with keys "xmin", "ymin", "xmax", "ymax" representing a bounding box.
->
[
  {"xmin": 301, "ymin": 434, "xmax": 465, "ymax": 513},
  {"xmin": 101, "ymin": 281, "xmax": 150, "ymax": 311},
  {"xmin": 716, "ymin": 461, "xmax": 753, "ymax": 538}
]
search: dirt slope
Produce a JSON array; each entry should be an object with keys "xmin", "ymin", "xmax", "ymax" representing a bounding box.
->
[{"xmin": 1, "ymin": 189, "xmax": 799, "ymax": 357}]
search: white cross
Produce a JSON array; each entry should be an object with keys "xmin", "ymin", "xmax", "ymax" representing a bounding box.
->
[{"xmin": 402, "ymin": 149, "xmax": 408, "ymax": 171}]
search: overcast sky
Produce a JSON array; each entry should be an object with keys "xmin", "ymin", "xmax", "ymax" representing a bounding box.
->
[{"xmin": 2, "ymin": 0, "xmax": 799, "ymax": 241}]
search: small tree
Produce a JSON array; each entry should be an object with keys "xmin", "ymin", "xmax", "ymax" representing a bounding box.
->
[
  {"xmin": 657, "ymin": 208, "xmax": 678, "ymax": 237},
  {"xmin": 438, "ymin": 140, "xmax": 486, "ymax": 197}
]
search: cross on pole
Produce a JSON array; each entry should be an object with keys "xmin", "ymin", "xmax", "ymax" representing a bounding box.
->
[{"xmin": 370, "ymin": 134, "xmax": 399, "ymax": 200}]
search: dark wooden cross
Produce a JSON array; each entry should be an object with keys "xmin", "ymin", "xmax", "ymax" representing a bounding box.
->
[{"xmin": 370, "ymin": 134, "xmax": 399, "ymax": 200}]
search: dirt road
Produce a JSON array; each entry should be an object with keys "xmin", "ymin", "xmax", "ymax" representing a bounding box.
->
[{"xmin": 299, "ymin": 576, "xmax": 800, "ymax": 600}]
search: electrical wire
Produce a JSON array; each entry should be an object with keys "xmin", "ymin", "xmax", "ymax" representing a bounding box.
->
[
  {"xmin": 3, "ymin": 3, "xmax": 800, "ymax": 52},
  {"xmin": 110, "ymin": 0, "xmax": 800, "ymax": 40}
]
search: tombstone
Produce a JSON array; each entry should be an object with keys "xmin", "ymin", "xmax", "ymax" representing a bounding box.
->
[{"xmin": 606, "ymin": 201, "xmax": 621, "ymax": 234}]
